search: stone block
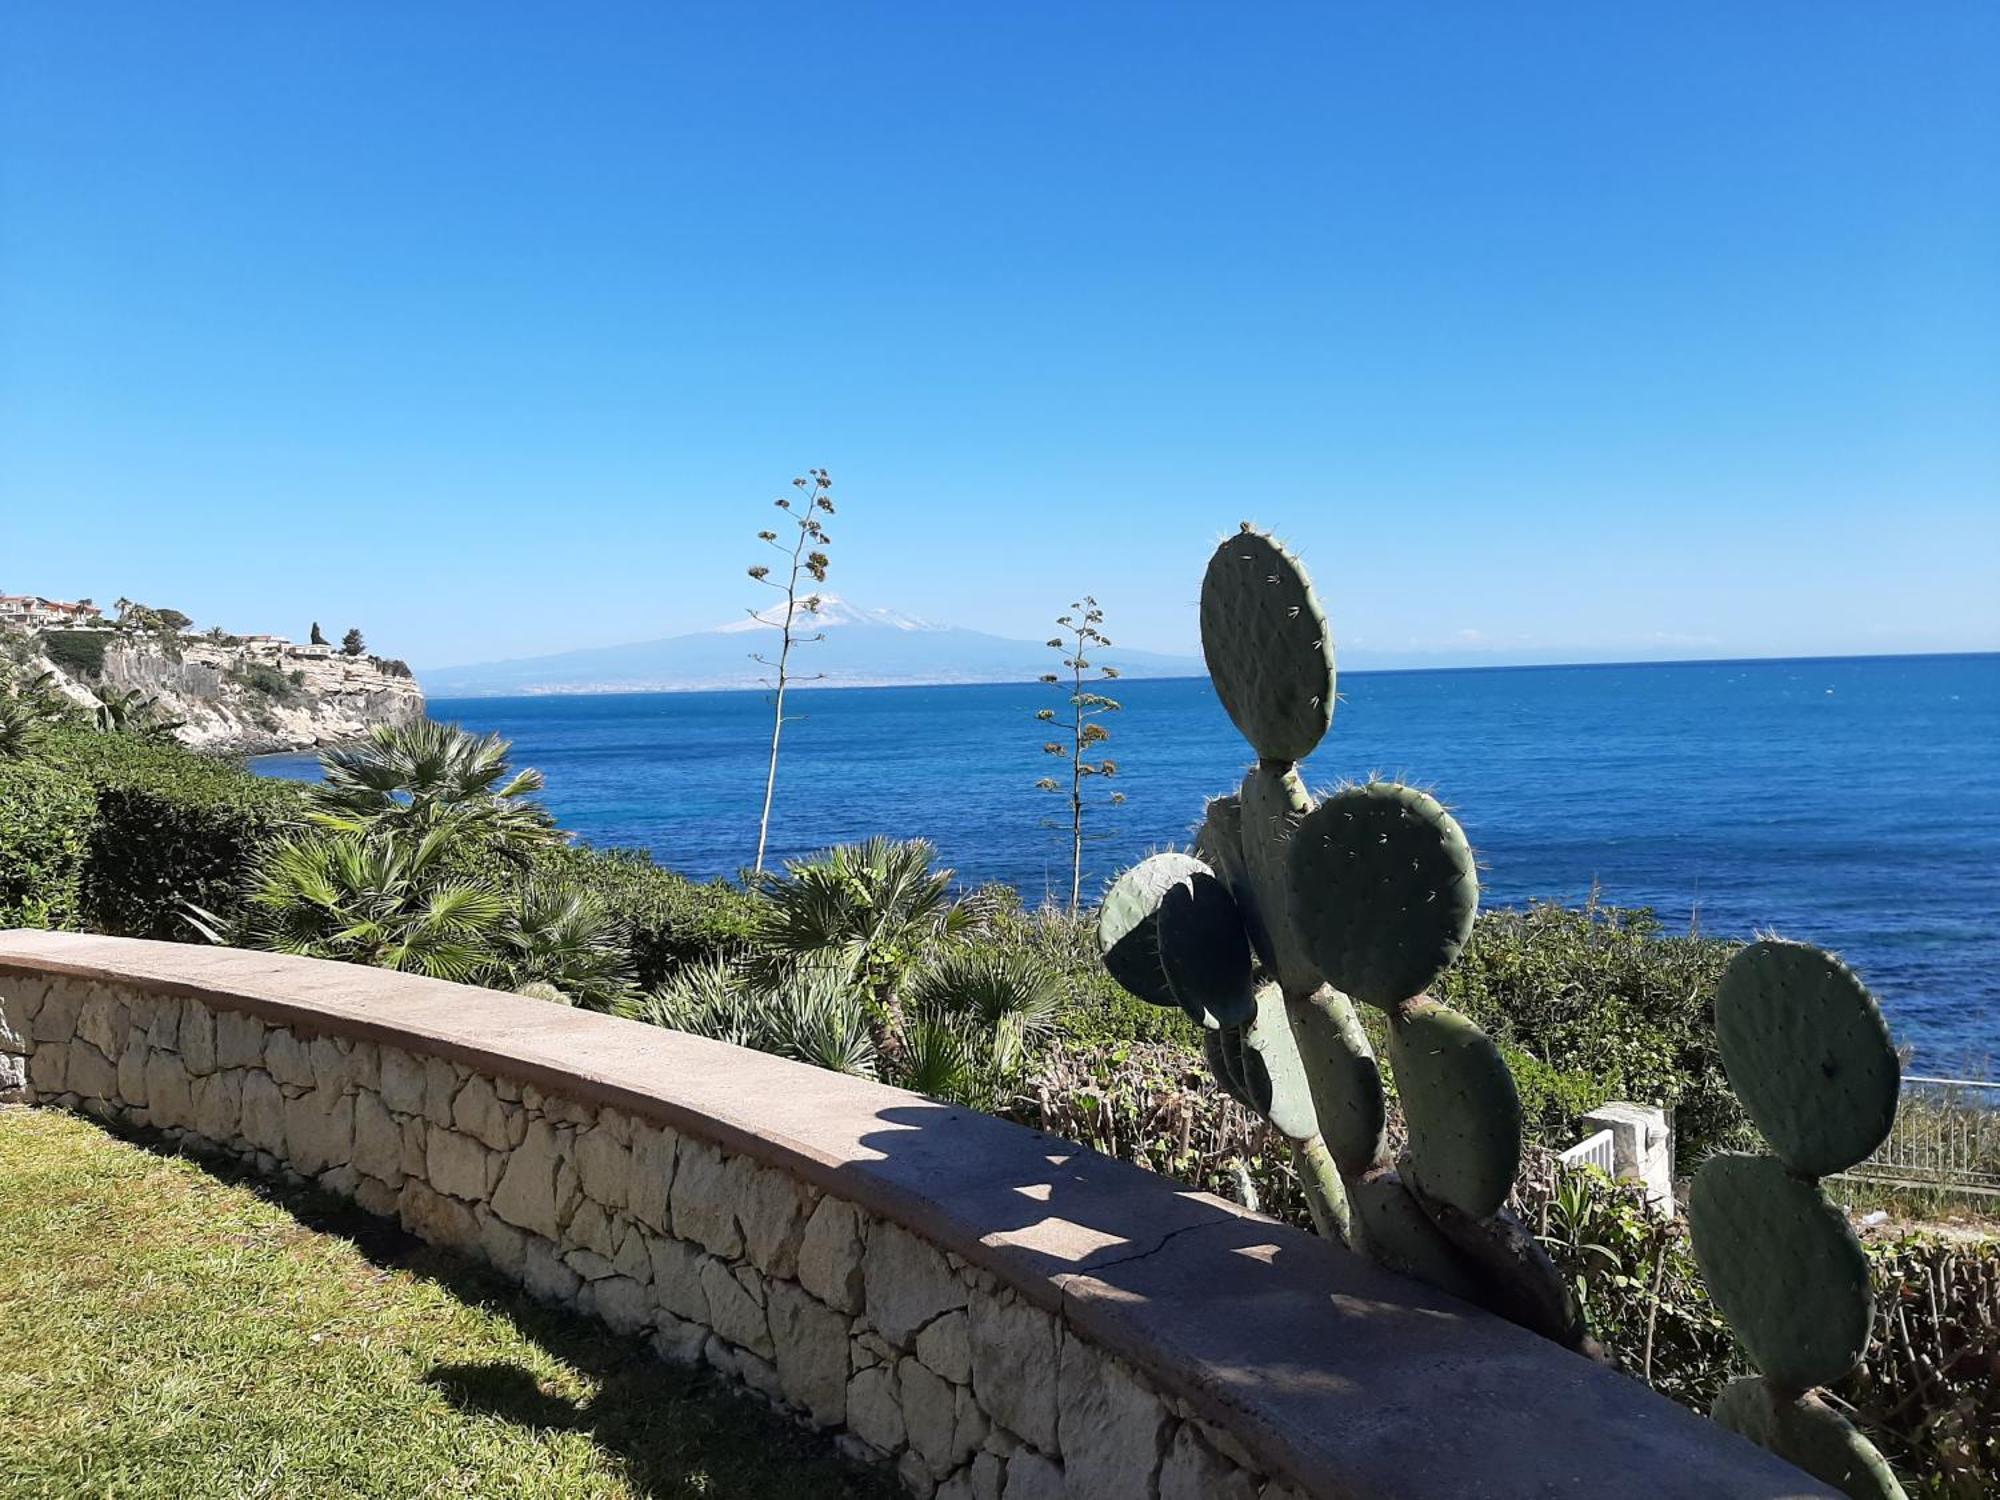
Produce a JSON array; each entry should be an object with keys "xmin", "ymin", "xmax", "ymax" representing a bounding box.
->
[
  {"xmin": 798, "ymin": 1196, "xmax": 866, "ymax": 1314},
  {"xmin": 214, "ymin": 1009, "xmax": 264, "ymax": 1070},
  {"xmin": 669, "ymin": 1137, "xmax": 743, "ymax": 1258},
  {"xmin": 451, "ymin": 1073, "xmax": 512, "ymax": 1151},
  {"xmin": 422, "ymin": 1056, "xmax": 458, "ymax": 1127},
  {"xmin": 352, "ymin": 1089, "xmax": 402, "ymax": 1182},
  {"xmin": 739, "ymin": 1164, "xmax": 813, "ymax": 1279},
  {"xmin": 75, "ymin": 990, "xmax": 128, "ymax": 1058},
  {"xmin": 379, "ymin": 1046, "xmax": 426, "ymax": 1115},
  {"xmin": 192, "ymin": 1069, "xmax": 243, "ymax": 1141},
  {"xmin": 699, "ymin": 1256, "xmax": 772, "ymax": 1358},
  {"xmin": 426, "ymin": 1128, "xmax": 491, "ymax": 1202},
  {"xmin": 117, "ymin": 1036, "xmax": 149, "ymax": 1108},
  {"xmin": 1002, "ymin": 1450, "xmax": 1063, "ymax": 1500},
  {"xmin": 354, "ymin": 1174, "xmax": 400, "ymax": 1218},
  {"xmin": 26, "ymin": 1044, "xmax": 66, "ymax": 1094},
  {"xmin": 916, "ymin": 1309, "xmax": 973, "ymax": 1385},
  {"xmin": 900, "ymin": 1355, "xmax": 966, "ymax": 1475},
  {"xmin": 574, "ymin": 1122, "xmax": 632, "ymax": 1209},
  {"xmin": 144, "ymin": 1049, "xmax": 194, "ymax": 1130},
  {"xmin": 265, "ymin": 1028, "xmax": 314, "ymax": 1089},
  {"xmin": 648, "ymin": 1235, "xmax": 711, "ymax": 1326},
  {"xmin": 1160, "ymin": 1424, "xmax": 1259, "ymax": 1500},
  {"xmin": 970, "ymin": 1291, "xmax": 1060, "ymax": 1455},
  {"xmin": 477, "ymin": 1211, "xmax": 528, "ymax": 1278},
  {"xmin": 595, "ymin": 1274, "xmax": 653, "ymax": 1335},
  {"xmin": 490, "ymin": 1118, "xmax": 562, "ymax": 1238},
  {"xmin": 1057, "ymin": 1337, "xmax": 1167, "ymax": 1498},
  {"xmin": 524, "ymin": 1236, "xmax": 581, "ymax": 1305},
  {"xmin": 568, "ymin": 1198, "xmax": 620, "ymax": 1260},
  {"xmin": 768, "ymin": 1278, "xmax": 849, "ymax": 1428},
  {"xmin": 144, "ymin": 991, "xmax": 179, "ymax": 1051},
  {"xmin": 705, "ymin": 1338, "xmax": 784, "ymax": 1402},
  {"xmin": 180, "ymin": 1001, "xmax": 217, "ymax": 1075},
  {"xmin": 400, "ymin": 1178, "xmax": 478, "ymax": 1251},
  {"xmin": 868, "ymin": 1221, "xmax": 967, "ymax": 1349},
  {"xmin": 28, "ymin": 981, "xmax": 80, "ymax": 1044},
  {"xmin": 848, "ymin": 1364, "xmax": 906, "ymax": 1454},
  {"xmin": 67, "ymin": 1040, "xmax": 118, "ymax": 1101},
  {"xmin": 284, "ymin": 1090, "xmax": 354, "ymax": 1176},
  {"xmin": 653, "ymin": 1313, "xmax": 708, "ymax": 1367}
]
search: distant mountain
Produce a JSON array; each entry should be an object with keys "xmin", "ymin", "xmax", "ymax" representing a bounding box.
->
[{"xmin": 421, "ymin": 597, "xmax": 1203, "ymax": 697}]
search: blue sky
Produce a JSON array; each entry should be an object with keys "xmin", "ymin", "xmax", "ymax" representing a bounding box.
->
[{"xmin": 3, "ymin": 4, "xmax": 1995, "ymax": 671}]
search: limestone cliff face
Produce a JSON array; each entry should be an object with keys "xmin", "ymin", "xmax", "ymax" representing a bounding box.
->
[{"xmin": 36, "ymin": 636, "xmax": 424, "ymax": 755}]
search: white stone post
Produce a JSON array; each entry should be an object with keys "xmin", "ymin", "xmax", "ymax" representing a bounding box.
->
[{"xmin": 1580, "ymin": 1102, "xmax": 1676, "ymax": 1213}]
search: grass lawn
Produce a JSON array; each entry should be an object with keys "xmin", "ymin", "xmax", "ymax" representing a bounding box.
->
[{"xmin": 0, "ymin": 1107, "xmax": 899, "ymax": 1500}]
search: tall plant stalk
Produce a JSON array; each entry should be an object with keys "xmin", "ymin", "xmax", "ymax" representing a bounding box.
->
[
  {"xmin": 747, "ymin": 468, "xmax": 835, "ymax": 874},
  {"xmin": 1036, "ymin": 597, "xmax": 1122, "ymax": 913}
]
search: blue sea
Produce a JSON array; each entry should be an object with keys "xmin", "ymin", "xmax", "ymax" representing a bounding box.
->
[{"xmin": 253, "ymin": 654, "xmax": 2000, "ymax": 1073}]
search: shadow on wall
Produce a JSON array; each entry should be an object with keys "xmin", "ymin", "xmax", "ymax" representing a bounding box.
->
[
  {"xmin": 96, "ymin": 1120, "xmax": 898, "ymax": 1500},
  {"xmin": 837, "ymin": 1102, "xmax": 1817, "ymax": 1500}
]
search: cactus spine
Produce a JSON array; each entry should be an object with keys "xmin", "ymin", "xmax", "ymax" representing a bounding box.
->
[
  {"xmin": 1096, "ymin": 525, "xmax": 1580, "ymax": 1346},
  {"xmin": 1690, "ymin": 940, "xmax": 1906, "ymax": 1499}
]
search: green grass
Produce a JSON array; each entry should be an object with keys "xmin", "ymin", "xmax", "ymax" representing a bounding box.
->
[{"xmin": 0, "ymin": 1108, "xmax": 897, "ymax": 1500}]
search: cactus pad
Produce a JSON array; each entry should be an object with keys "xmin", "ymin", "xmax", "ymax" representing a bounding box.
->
[
  {"xmin": 1711, "ymin": 1380, "xmax": 1906, "ymax": 1500},
  {"xmin": 1288, "ymin": 782, "xmax": 1479, "ymax": 1009},
  {"xmin": 1716, "ymin": 940, "xmax": 1900, "ymax": 1178},
  {"xmin": 1287, "ymin": 986, "xmax": 1390, "ymax": 1170},
  {"xmin": 1239, "ymin": 764, "xmax": 1322, "ymax": 992},
  {"xmin": 1689, "ymin": 1153, "xmax": 1873, "ymax": 1394},
  {"xmin": 1194, "ymin": 793, "xmax": 1274, "ymax": 970},
  {"xmin": 1411, "ymin": 1192, "xmax": 1586, "ymax": 1350},
  {"xmin": 1203, "ymin": 1027, "xmax": 1254, "ymax": 1109},
  {"xmin": 1349, "ymin": 1173, "xmax": 1479, "ymax": 1301},
  {"xmin": 1097, "ymin": 852, "xmax": 1210, "ymax": 1009},
  {"xmin": 1157, "ymin": 865, "xmax": 1258, "ymax": 1028},
  {"xmin": 1389, "ymin": 999, "xmax": 1522, "ymax": 1219},
  {"xmin": 1199, "ymin": 528, "xmax": 1335, "ymax": 763},
  {"xmin": 1236, "ymin": 983, "xmax": 1319, "ymax": 1140}
]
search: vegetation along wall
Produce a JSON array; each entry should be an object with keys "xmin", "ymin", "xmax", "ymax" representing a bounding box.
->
[{"xmin": 0, "ymin": 930, "xmax": 1835, "ymax": 1499}]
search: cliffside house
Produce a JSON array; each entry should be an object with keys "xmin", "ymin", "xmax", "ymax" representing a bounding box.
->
[{"xmin": 0, "ymin": 595, "xmax": 104, "ymax": 628}]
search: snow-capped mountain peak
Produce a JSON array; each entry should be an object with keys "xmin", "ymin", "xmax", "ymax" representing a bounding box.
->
[{"xmin": 711, "ymin": 594, "xmax": 942, "ymax": 634}]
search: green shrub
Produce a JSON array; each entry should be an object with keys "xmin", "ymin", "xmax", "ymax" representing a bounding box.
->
[
  {"xmin": 0, "ymin": 758, "xmax": 93, "ymax": 929},
  {"xmin": 37, "ymin": 725, "xmax": 305, "ymax": 940},
  {"xmin": 529, "ymin": 844, "xmax": 762, "ymax": 989},
  {"xmin": 1437, "ymin": 903, "xmax": 1748, "ymax": 1167},
  {"xmin": 228, "ymin": 661, "xmax": 300, "ymax": 703},
  {"xmin": 39, "ymin": 631, "xmax": 109, "ymax": 678}
]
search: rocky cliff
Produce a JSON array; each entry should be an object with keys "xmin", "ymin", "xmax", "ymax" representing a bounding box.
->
[{"xmin": 29, "ymin": 634, "xmax": 424, "ymax": 755}]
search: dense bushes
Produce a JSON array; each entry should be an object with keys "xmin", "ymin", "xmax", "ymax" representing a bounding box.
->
[
  {"xmin": 529, "ymin": 844, "xmax": 762, "ymax": 989},
  {"xmin": 0, "ymin": 758, "xmax": 93, "ymax": 928},
  {"xmin": 1439, "ymin": 902, "xmax": 1748, "ymax": 1167},
  {"xmin": 35, "ymin": 725, "xmax": 306, "ymax": 940},
  {"xmin": 38, "ymin": 630, "xmax": 109, "ymax": 679}
]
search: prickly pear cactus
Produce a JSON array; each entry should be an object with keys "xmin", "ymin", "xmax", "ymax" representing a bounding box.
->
[
  {"xmin": 1094, "ymin": 524, "xmax": 1581, "ymax": 1349},
  {"xmin": 1690, "ymin": 939, "xmax": 1906, "ymax": 1500}
]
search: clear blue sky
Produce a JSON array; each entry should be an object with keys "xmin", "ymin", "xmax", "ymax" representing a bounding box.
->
[{"xmin": 3, "ymin": 4, "xmax": 1995, "ymax": 670}]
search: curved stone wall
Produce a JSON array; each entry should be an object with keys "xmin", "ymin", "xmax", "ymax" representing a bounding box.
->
[{"xmin": 0, "ymin": 931, "xmax": 1830, "ymax": 1499}]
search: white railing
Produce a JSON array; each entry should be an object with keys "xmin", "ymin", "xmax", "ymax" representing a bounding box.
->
[
  {"xmin": 1840, "ymin": 1075, "xmax": 2000, "ymax": 1197},
  {"xmin": 1559, "ymin": 1128, "xmax": 1617, "ymax": 1175}
]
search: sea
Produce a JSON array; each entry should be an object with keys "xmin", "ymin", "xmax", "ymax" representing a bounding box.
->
[{"xmin": 252, "ymin": 653, "xmax": 2000, "ymax": 1074}]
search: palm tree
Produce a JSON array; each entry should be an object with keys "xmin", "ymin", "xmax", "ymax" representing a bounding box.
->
[
  {"xmin": 92, "ymin": 686, "xmax": 184, "ymax": 740},
  {"xmin": 500, "ymin": 880, "xmax": 634, "ymax": 1010},
  {"xmin": 0, "ymin": 691, "xmax": 52, "ymax": 761},
  {"xmin": 625, "ymin": 958, "xmax": 878, "ymax": 1077},
  {"xmin": 313, "ymin": 719, "xmax": 557, "ymax": 859},
  {"xmin": 749, "ymin": 837, "xmax": 971, "ymax": 1021},
  {"xmin": 220, "ymin": 827, "xmax": 513, "ymax": 983}
]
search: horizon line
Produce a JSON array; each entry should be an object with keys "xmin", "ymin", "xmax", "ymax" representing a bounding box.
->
[{"xmin": 419, "ymin": 646, "xmax": 1999, "ymax": 702}]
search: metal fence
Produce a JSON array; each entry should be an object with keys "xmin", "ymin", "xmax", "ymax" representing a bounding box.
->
[{"xmin": 1838, "ymin": 1075, "xmax": 2000, "ymax": 1197}]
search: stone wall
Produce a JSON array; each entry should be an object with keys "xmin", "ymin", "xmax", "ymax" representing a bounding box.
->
[{"xmin": 0, "ymin": 932, "xmax": 1835, "ymax": 1500}]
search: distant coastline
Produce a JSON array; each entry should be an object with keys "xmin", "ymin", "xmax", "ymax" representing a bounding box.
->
[{"xmin": 420, "ymin": 647, "xmax": 2000, "ymax": 700}]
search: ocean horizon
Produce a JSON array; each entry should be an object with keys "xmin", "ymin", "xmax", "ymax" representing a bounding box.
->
[{"xmin": 254, "ymin": 650, "xmax": 2000, "ymax": 1076}]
